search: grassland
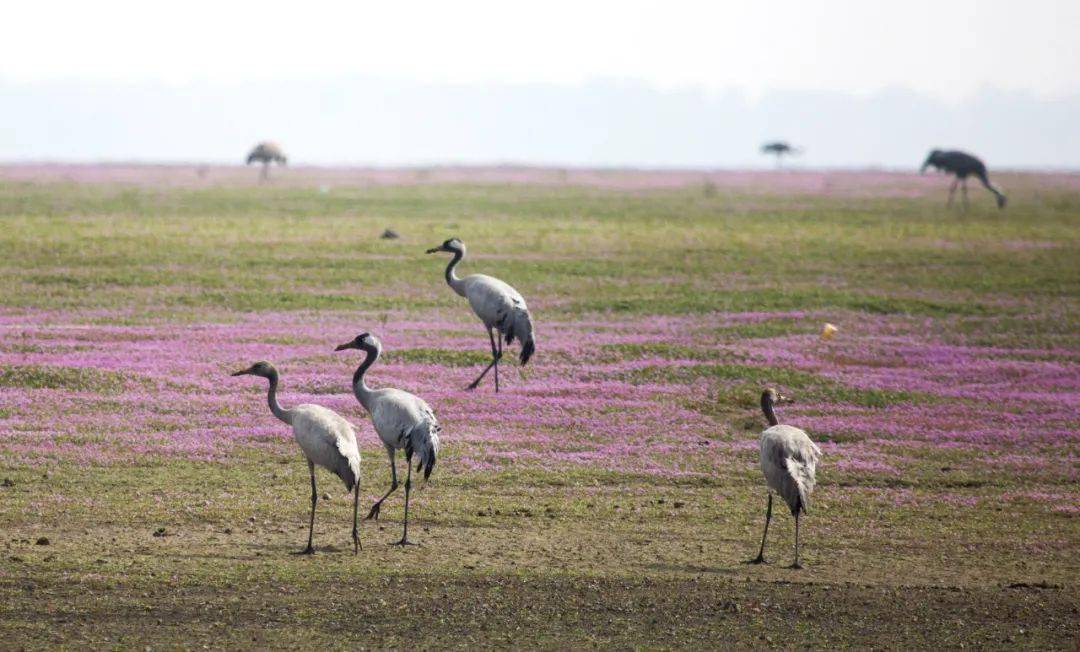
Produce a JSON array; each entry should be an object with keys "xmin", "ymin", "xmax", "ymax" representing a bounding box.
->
[{"xmin": 0, "ymin": 167, "xmax": 1077, "ymax": 648}]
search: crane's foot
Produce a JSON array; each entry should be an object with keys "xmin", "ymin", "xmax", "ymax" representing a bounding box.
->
[
  {"xmin": 365, "ymin": 502, "xmax": 382, "ymax": 521},
  {"xmin": 787, "ymin": 562, "xmax": 803, "ymax": 570},
  {"xmin": 465, "ymin": 380, "xmax": 481, "ymax": 390},
  {"xmin": 744, "ymin": 555, "xmax": 767, "ymax": 565},
  {"xmin": 389, "ymin": 538, "xmax": 418, "ymax": 547},
  {"xmin": 352, "ymin": 532, "xmax": 361, "ymax": 554},
  {"xmin": 292, "ymin": 545, "xmax": 315, "ymax": 556}
]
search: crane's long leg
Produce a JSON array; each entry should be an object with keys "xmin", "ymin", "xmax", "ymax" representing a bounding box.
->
[
  {"xmin": 294, "ymin": 461, "xmax": 317, "ymax": 555},
  {"xmin": 261, "ymin": 162, "xmax": 269, "ymax": 183},
  {"xmin": 494, "ymin": 331, "xmax": 503, "ymax": 393},
  {"xmin": 961, "ymin": 179, "xmax": 969, "ymax": 210},
  {"xmin": 749, "ymin": 493, "xmax": 772, "ymax": 564},
  {"xmin": 366, "ymin": 447, "xmax": 398, "ymax": 520},
  {"xmin": 352, "ymin": 479, "xmax": 361, "ymax": 554},
  {"xmin": 392, "ymin": 452, "xmax": 417, "ymax": 546},
  {"xmin": 947, "ymin": 178, "xmax": 958, "ymax": 207},
  {"xmin": 790, "ymin": 511, "xmax": 803, "ymax": 570},
  {"xmin": 466, "ymin": 327, "xmax": 501, "ymax": 391}
]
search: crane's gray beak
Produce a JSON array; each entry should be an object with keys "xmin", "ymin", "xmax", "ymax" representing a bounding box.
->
[
  {"xmin": 230, "ymin": 368, "xmax": 252, "ymax": 376},
  {"xmin": 778, "ymin": 394, "xmax": 792, "ymax": 404},
  {"xmin": 334, "ymin": 341, "xmax": 355, "ymax": 352},
  {"xmin": 425, "ymin": 246, "xmax": 442, "ymax": 254}
]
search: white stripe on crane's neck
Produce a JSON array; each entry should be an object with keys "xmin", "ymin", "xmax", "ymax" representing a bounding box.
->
[
  {"xmin": 265, "ymin": 369, "xmax": 293, "ymax": 425},
  {"xmin": 444, "ymin": 246, "xmax": 467, "ymax": 297}
]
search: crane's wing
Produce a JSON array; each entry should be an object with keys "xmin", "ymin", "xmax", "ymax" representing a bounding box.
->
[
  {"xmin": 761, "ymin": 426, "xmax": 820, "ymax": 515},
  {"xmin": 292, "ymin": 405, "xmax": 361, "ymax": 491}
]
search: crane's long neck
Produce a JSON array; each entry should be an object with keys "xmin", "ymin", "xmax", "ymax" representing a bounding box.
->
[
  {"xmin": 445, "ymin": 248, "xmax": 467, "ymax": 297},
  {"xmin": 351, "ymin": 344, "xmax": 379, "ymax": 412},
  {"xmin": 761, "ymin": 394, "xmax": 779, "ymax": 427},
  {"xmin": 266, "ymin": 370, "xmax": 292, "ymax": 425}
]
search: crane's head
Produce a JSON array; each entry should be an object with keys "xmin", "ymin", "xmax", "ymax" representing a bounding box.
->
[
  {"xmin": 761, "ymin": 387, "xmax": 791, "ymax": 405},
  {"xmin": 231, "ymin": 360, "xmax": 276, "ymax": 378},
  {"xmin": 920, "ymin": 149, "xmax": 943, "ymax": 173},
  {"xmin": 334, "ymin": 332, "xmax": 379, "ymax": 352},
  {"xmin": 425, "ymin": 237, "xmax": 464, "ymax": 254}
]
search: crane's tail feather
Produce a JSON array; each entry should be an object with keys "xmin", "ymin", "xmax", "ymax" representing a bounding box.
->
[
  {"xmin": 500, "ymin": 306, "xmax": 536, "ymax": 365},
  {"xmin": 408, "ymin": 421, "xmax": 440, "ymax": 481},
  {"xmin": 334, "ymin": 442, "xmax": 362, "ymax": 493},
  {"xmin": 784, "ymin": 457, "xmax": 818, "ymax": 515}
]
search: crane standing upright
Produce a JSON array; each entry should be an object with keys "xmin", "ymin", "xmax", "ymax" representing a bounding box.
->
[
  {"xmin": 426, "ymin": 238, "xmax": 536, "ymax": 392},
  {"xmin": 231, "ymin": 361, "xmax": 361, "ymax": 555},
  {"xmin": 749, "ymin": 388, "xmax": 821, "ymax": 569},
  {"xmin": 336, "ymin": 333, "xmax": 440, "ymax": 546}
]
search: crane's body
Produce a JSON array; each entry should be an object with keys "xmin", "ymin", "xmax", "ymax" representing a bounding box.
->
[
  {"xmin": 427, "ymin": 238, "xmax": 535, "ymax": 392},
  {"xmin": 750, "ymin": 389, "xmax": 821, "ymax": 569},
  {"xmin": 921, "ymin": 149, "xmax": 1006, "ymax": 209},
  {"xmin": 231, "ymin": 361, "xmax": 361, "ymax": 555},
  {"xmin": 246, "ymin": 141, "xmax": 287, "ymax": 182},
  {"xmin": 336, "ymin": 333, "xmax": 440, "ymax": 546}
]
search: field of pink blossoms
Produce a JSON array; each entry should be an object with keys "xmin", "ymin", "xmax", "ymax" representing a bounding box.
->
[{"xmin": 2, "ymin": 308, "xmax": 1075, "ymax": 508}]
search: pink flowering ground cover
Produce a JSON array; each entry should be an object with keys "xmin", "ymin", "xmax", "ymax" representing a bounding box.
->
[{"xmin": 3, "ymin": 309, "xmax": 1076, "ymax": 498}]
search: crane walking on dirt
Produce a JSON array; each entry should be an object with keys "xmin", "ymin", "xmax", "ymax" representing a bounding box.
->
[
  {"xmin": 231, "ymin": 361, "xmax": 361, "ymax": 555},
  {"xmin": 921, "ymin": 149, "xmax": 1006, "ymax": 209},
  {"xmin": 749, "ymin": 388, "xmax": 821, "ymax": 569},
  {"xmin": 426, "ymin": 238, "xmax": 536, "ymax": 392},
  {"xmin": 336, "ymin": 333, "xmax": 440, "ymax": 546}
]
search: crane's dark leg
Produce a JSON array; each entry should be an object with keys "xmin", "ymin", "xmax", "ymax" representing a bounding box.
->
[
  {"xmin": 789, "ymin": 511, "xmax": 803, "ymax": 569},
  {"xmin": 293, "ymin": 461, "xmax": 317, "ymax": 555},
  {"xmin": 947, "ymin": 178, "xmax": 958, "ymax": 207},
  {"xmin": 260, "ymin": 162, "xmax": 269, "ymax": 183},
  {"xmin": 352, "ymin": 479, "xmax": 361, "ymax": 554},
  {"xmin": 494, "ymin": 332, "xmax": 503, "ymax": 393},
  {"xmin": 366, "ymin": 447, "xmax": 398, "ymax": 520},
  {"xmin": 748, "ymin": 493, "xmax": 772, "ymax": 564},
  {"xmin": 961, "ymin": 179, "xmax": 969, "ymax": 210},
  {"xmin": 391, "ymin": 452, "xmax": 418, "ymax": 546},
  {"xmin": 466, "ymin": 327, "xmax": 501, "ymax": 391}
]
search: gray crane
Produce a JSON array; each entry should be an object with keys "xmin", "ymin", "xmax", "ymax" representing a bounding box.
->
[
  {"xmin": 749, "ymin": 388, "xmax": 821, "ymax": 569},
  {"xmin": 921, "ymin": 149, "xmax": 1006, "ymax": 209},
  {"xmin": 231, "ymin": 361, "xmax": 361, "ymax": 555},
  {"xmin": 335, "ymin": 333, "xmax": 440, "ymax": 546},
  {"xmin": 426, "ymin": 238, "xmax": 536, "ymax": 392}
]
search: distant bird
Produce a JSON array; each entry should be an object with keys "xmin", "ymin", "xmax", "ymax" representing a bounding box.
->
[
  {"xmin": 761, "ymin": 141, "xmax": 800, "ymax": 167},
  {"xmin": 246, "ymin": 141, "xmax": 287, "ymax": 182},
  {"xmin": 335, "ymin": 333, "xmax": 440, "ymax": 546},
  {"xmin": 750, "ymin": 388, "xmax": 821, "ymax": 569},
  {"xmin": 231, "ymin": 361, "xmax": 361, "ymax": 555},
  {"xmin": 921, "ymin": 149, "xmax": 1006, "ymax": 209},
  {"xmin": 426, "ymin": 238, "xmax": 535, "ymax": 392}
]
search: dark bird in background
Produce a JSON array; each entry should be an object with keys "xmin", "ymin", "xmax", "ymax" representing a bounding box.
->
[
  {"xmin": 761, "ymin": 141, "xmax": 800, "ymax": 167},
  {"xmin": 920, "ymin": 149, "xmax": 1006, "ymax": 209},
  {"xmin": 246, "ymin": 141, "xmax": 288, "ymax": 182}
]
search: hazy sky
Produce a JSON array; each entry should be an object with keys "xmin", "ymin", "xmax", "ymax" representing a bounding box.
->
[
  {"xmin": 3, "ymin": 1, "xmax": 1079, "ymax": 167},
  {"xmin": 4, "ymin": 0, "xmax": 1078, "ymax": 100}
]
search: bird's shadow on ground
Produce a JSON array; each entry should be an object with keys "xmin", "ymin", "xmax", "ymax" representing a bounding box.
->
[
  {"xmin": 163, "ymin": 543, "xmax": 352, "ymax": 562},
  {"xmin": 641, "ymin": 563, "xmax": 741, "ymax": 576}
]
